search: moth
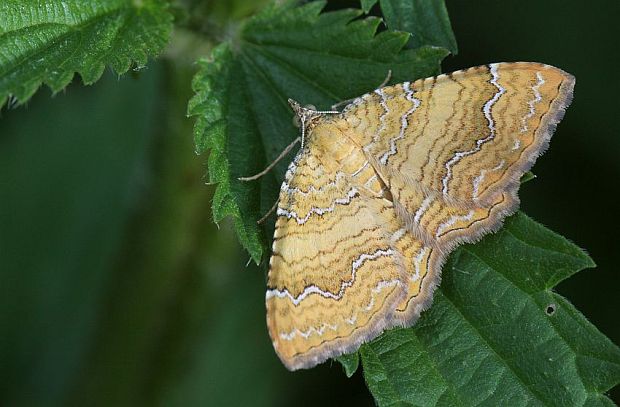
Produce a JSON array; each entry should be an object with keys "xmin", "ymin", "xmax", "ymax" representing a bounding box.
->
[{"xmin": 254, "ymin": 62, "xmax": 574, "ymax": 370}]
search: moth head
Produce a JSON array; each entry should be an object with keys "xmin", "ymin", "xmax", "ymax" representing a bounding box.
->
[
  {"xmin": 288, "ymin": 98, "xmax": 338, "ymax": 147},
  {"xmin": 289, "ymin": 98, "xmax": 321, "ymax": 124}
]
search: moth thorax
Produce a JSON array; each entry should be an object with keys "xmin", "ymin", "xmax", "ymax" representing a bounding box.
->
[{"xmin": 311, "ymin": 122, "xmax": 355, "ymax": 163}]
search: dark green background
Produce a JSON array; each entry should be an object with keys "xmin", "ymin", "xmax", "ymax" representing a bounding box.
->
[{"xmin": 0, "ymin": 0, "xmax": 618, "ymax": 405}]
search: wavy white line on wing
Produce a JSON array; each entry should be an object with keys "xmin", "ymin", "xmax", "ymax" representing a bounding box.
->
[
  {"xmin": 280, "ymin": 171, "xmax": 346, "ymax": 196},
  {"xmin": 266, "ymin": 248, "xmax": 395, "ymax": 305},
  {"xmin": 279, "ymin": 279, "xmax": 401, "ymax": 339},
  {"xmin": 436, "ymin": 210, "xmax": 476, "ymax": 238},
  {"xmin": 472, "ymin": 160, "xmax": 506, "ymax": 199},
  {"xmin": 414, "ymin": 196, "xmax": 434, "ymax": 224},
  {"xmin": 411, "ymin": 247, "xmax": 430, "ymax": 281},
  {"xmin": 364, "ymin": 88, "xmax": 391, "ymax": 153},
  {"xmin": 520, "ymin": 72, "xmax": 545, "ymax": 133},
  {"xmin": 362, "ymin": 279, "xmax": 401, "ymax": 311},
  {"xmin": 276, "ymin": 187, "xmax": 359, "ymax": 224},
  {"xmin": 441, "ymin": 64, "xmax": 506, "ymax": 196},
  {"xmin": 279, "ymin": 323, "xmax": 339, "ymax": 341},
  {"xmin": 380, "ymin": 82, "xmax": 421, "ymax": 165}
]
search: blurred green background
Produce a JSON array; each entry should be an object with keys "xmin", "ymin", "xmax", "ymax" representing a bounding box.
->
[{"xmin": 1, "ymin": 0, "xmax": 618, "ymax": 405}]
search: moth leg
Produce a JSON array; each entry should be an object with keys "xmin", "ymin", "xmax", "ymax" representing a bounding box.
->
[
  {"xmin": 376, "ymin": 69, "xmax": 393, "ymax": 89},
  {"xmin": 257, "ymin": 199, "xmax": 279, "ymax": 225}
]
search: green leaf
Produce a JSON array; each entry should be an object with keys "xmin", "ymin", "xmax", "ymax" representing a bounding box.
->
[
  {"xmin": 521, "ymin": 171, "xmax": 536, "ymax": 184},
  {"xmin": 358, "ymin": 0, "xmax": 458, "ymax": 54},
  {"xmin": 360, "ymin": 0, "xmax": 378, "ymax": 13},
  {"xmin": 189, "ymin": 0, "xmax": 449, "ymax": 262},
  {"xmin": 0, "ymin": 0, "xmax": 173, "ymax": 107},
  {"xmin": 358, "ymin": 212, "xmax": 620, "ymax": 406},
  {"xmin": 379, "ymin": 0, "xmax": 458, "ymax": 54},
  {"xmin": 336, "ymin": 352, "xmax": 360, "ymax": 378}
]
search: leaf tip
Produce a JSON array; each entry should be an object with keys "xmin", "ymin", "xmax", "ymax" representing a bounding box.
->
[{"xmin": 336, "ymin": 352, "xmax": 360, "ymax": 378}]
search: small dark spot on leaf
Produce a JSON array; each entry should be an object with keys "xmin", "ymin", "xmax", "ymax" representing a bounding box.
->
[{"xmin": 545, "ymin": 303, "xmax": 557, "ymax": 316}]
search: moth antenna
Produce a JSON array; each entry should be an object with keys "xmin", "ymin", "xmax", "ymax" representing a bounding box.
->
[{"xmin": 238, "ymin": 137, "xmax": 301, "ymax": 182}]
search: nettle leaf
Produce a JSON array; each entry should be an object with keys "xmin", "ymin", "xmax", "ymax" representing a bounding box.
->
[
  {"xmin": 360, "ymin": 0, "xmax": 458, "ymax": 53},
  {"xmin": 337, "ymin": 351, "xmax": 360, "ymax": 379},
  {"xmin": 189, "ymin": 0, "xmax": 448, "ymax": 263},
  {"xmin": 360, "ymin": 0, "xmax": 378, "ymax": 14},
  {"xmin": 357, "ymin": 212, "xmax": 620, "ymax": 406},
  {"xmin": 0, "ymin": 0, "xmax": 173, "ymax": 107}
]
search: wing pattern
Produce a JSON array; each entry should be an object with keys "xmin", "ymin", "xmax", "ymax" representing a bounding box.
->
[{"xmin": 267, "ymin": 62, "xmax": 574, "ymax": 369}]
